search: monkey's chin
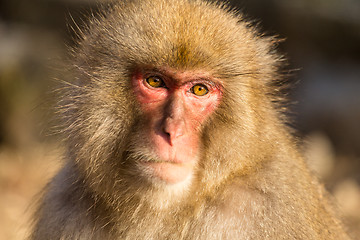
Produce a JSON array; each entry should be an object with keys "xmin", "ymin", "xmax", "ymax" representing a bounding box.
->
[{"xmin": 141, "ymin": 161, "xmax": 194, "ymax": 185}]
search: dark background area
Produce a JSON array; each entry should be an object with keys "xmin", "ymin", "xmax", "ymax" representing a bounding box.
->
[{"xmin": 0, "ymin": 0, "xmax": 359, "ymax": 239}]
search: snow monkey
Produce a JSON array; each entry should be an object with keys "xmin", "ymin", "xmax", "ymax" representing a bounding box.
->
[{"xmin": 31, "ymin": 0, "xmax": 351, "ymax": 239}]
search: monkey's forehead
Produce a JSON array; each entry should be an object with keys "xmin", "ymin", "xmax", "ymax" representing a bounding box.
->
[{"xmin": 79, "ymin": 0, "xmax": 276, "ymax": 78}]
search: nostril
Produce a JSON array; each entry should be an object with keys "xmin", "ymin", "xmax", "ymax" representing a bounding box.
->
[{"xmin": 162, "ymin": 126, "xmax": 171, "ymax": 139}]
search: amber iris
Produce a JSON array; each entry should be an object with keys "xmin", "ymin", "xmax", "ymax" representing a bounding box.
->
[
  {"xmin": 191, "ymin": 84, "xmax": 208, "ymax": 96},
  {"xmin": 146, "ymin": 76, "xmax": 165, "ymax": 88}
]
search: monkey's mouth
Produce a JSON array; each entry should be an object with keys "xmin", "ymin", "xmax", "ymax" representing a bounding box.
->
[
  {"xmin": 130, "ymin": 151, "xmax": 182, "ymax": 164},
  {"xmin": 126, "ymin": 133, "xmax": 198, "ymax": 183},
  {"xmin": 138, "ymin": 154, "xmax": 191, "ymax": 166}
]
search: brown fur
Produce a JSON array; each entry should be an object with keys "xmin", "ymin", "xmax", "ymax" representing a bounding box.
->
[{"xmin": 31, "ymin": 0, "xmax": 351, "ymax": 239}]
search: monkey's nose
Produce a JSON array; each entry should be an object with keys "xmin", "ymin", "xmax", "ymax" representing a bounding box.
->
[{"xmin": 162, "ymin": 118, "xmax": 185, "ymax": 145}]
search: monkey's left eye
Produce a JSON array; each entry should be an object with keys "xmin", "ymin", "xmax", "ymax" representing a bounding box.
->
[
  {"xmin": 191, "ymin": 84, "xmax": 209, "ymax": 96},
  {"xmin": 146, "ymin": 76, "xmax": 165, "ymax": 88}
]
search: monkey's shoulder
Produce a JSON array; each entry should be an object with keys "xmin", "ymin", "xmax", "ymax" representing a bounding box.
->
[
  {"xmin": 197, "ymin": 162, "xmax": 351, "ymax": 240},
  {"xmin": 31, "ymin": 165, "xmax": 112, "ymax": 240}
]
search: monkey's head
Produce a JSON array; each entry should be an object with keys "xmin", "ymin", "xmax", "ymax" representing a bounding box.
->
[{"xmin": 64, "ymin": 0, "xmax": 282, "ymax": 203}]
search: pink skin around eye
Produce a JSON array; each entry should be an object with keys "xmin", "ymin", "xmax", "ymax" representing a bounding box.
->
[{"xmin": 132, "ymin": 70, "xmax": 222, "ymax": 184}]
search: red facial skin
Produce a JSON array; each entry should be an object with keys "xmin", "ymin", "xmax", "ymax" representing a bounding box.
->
[{"xmin": 132, "ymin": 69, "xmax": 222, "ymax": 184}]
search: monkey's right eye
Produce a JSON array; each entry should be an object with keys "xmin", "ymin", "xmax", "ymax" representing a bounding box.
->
[{"xmin": 146, "ymin": 76, "xmax": 165, "ymax": 88}]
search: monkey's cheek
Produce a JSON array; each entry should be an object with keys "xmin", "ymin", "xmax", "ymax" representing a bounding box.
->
[{"xmin": 142, "ymin": 162, "xmax": 195, "ymax": 184}]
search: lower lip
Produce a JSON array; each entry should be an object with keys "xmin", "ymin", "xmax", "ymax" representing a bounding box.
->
[{"xmin": 141, "ymin": 161, "xmax": 193, "ymax": 184}]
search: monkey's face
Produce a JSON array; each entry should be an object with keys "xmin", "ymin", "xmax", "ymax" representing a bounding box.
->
[
  {"xmin": 69, "ymin": 0, "xmax": 279, "ymax": 199},
  {"xmin": 130, "ymin": 68, "xmax": 223, "ymax": 184}
]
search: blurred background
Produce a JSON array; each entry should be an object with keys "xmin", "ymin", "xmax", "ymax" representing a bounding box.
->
[{"xmin": 0, "ymin": 0, "xmax": 359, "ymax": 239}]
